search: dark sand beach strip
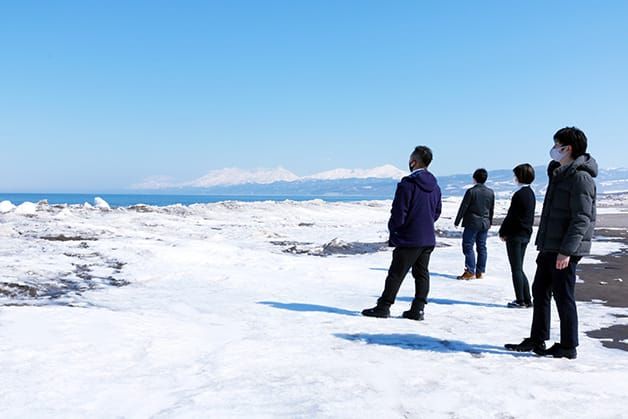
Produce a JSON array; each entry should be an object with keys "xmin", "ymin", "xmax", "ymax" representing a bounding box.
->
[{"xmin": 577, "ymin": 216, "xmax": 628, "ymax": 352}]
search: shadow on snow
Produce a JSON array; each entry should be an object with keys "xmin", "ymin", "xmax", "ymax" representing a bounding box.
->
[
  {"xmin": 259, "ymin": 301, "xmax": 527, "ymax": 357},
  {"xmin": 368, "ymin": 269, "xmax": 465, "ymax": 281},
  {"xmin": 258, "ymin": 301, "xmax": 359, "ymax": 316},
  {"xmin": 396, "ymin": 296, "xmax": 505, "ymax": 309},
  {"xmin": 334, "ymin": 333, "xmax": 533, "ymax": 357}
]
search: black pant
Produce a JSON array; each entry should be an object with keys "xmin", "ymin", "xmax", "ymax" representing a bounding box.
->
[
  {"xmin": 506, "ymin": 238, "xmax": 531, "ymax": 304},
  {"xmin": 530, "ymin": 252, "xmax": 581, "ymax": 348},
  {"xmin": 377, "ymin": 246, "xmax": 434, "ymax": 310}
]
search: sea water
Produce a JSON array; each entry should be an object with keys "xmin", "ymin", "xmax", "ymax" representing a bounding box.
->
[{"xmin": 0, "ymin": 193, "xmax": 387, "ymax": 208}]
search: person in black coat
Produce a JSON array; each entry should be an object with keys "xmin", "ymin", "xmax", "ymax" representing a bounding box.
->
[
  {"xmin": 506, "ymin": 127, "xmax": 597, "ymax": 360},
  {"xmin": 499, "ymin": 164, "xmax": 536, "ymax": 308},
  {"xmin": 454, "ymin": 168, "xmax": 495, "ymax": 279},
  {"xmin": 362, "ymin": 146, "xmax": 442, "ymax": 321}
]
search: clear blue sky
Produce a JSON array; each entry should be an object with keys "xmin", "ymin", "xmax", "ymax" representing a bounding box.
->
[{"xmin": 1, "ymin": 0, "xmax": 627, "ymax": 192}]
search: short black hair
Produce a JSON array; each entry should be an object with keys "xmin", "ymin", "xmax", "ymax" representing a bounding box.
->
[
  {"xmin": 411, "ymin": 146, "xmax": 433, "ymax": 167},
  {"xmin": 513, "ymin": 163, "xmax": 535, "ymax": 184},
  {"xmin": 553, "ymin": 127, "xmax": 588, "ymax": 158},
  {"xmin": 473, "ymin": 168, "xmax": 488, "ymax": 184}
]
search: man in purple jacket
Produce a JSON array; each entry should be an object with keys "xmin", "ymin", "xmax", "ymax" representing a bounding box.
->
[{"xmin": 362, "ymin": 146, "xmax": 442, "ymax": 320}]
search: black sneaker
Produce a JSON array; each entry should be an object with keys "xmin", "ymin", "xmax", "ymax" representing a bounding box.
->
[
  {"xmin": 507, "ymin": 300, "xmax": 529, "ymax": 308},
  {"xmin": 540, "ymin": 343, "xmax": 577, "ymax": 359},
  {"xmin": 402, "ymin": 310, "xmax": 424, "ymax": 321},
  {"xmin": 504, "ymin": 338, "xmax": 546, "ymax": 353},
  {"xmin": 361, "ymin": 306, "xmax": 390, "ymax": 318}
]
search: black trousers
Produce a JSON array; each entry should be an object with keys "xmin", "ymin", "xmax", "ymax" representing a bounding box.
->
[
  {"xmin": 530, "ymin": 252, "xmax": 581, "ymax": 348},
  {"xmin": 506, "ymin": 238, "xmax": 531, "ymax": 304},
  {"xmin": 377, "ymin": 246, "xmax": 435, "ymax": 310}
]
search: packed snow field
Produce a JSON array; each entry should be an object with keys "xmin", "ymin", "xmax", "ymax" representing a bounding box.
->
[{"xmin": 1, "ymin": 197, "xmax": 627, "ymax": 418}]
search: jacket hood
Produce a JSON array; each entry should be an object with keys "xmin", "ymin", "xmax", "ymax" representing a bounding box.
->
[
  {"xmin": 552, "ymin": 153, "xmax": 598, "ymax": 179},
  {"xmin": 403, "ymin": 169, "xmax": 438, "ymax": 192},
  {"xmin": 573, "ymin": 153, "xmax": 598, "ymax": 178}
]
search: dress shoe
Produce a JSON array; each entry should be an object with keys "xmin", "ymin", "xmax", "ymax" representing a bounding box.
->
[
  {"xmin": 361, "ymin": 306, "xmax": 390, "ymax": 318},
  {"xmin": 504, "ymin": 338, "xmax": 546, "ymax": 354},
  {"xmin": 402, "ymin": 309, "xmax": 424, "ymax": 321},
  {"xmin": 539, "ymin": 343, "xmax": 577, "ymax": 359}
]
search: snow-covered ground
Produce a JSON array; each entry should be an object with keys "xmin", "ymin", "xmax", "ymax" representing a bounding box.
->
[{"xmin": 1, "ymin": 197, "xmax": 627, "ymax": 418}]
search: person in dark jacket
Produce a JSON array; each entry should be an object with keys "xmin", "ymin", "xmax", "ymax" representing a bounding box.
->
[
  {"xmin": 506, "ymin": 127, "xmax": 597, "ymax": 360},
  {"xmin": 454, "ymin": 168, "xmax": 495, "ymax": 279},
  {"xmin": 362, "ymin": 145, "xmax": 442, "ymax": 320},
  {"xmin": 499, "ymin": 163, "xmax": 536, "ymax": 308}
]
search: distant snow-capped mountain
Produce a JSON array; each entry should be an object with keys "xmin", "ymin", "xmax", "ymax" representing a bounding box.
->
[
  {"xmin": 597, "ymin": 168, "xmax": 628, "ymax": 194},
  {"xmin": 305, "ymin": 165, "xmax": 407, "ymax": 180},
  {"xmin": 131, "ymin": 166, "xmax": 628, "ymax": 197},
  {"xmin": 133, "ymin": 165, "xmax": 407, "ymax": 190},
  {"xmin": 184, "ymin": 167, "xmax": 299, "ymax": 188}
]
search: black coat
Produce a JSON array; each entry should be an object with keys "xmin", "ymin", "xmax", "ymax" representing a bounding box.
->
[
  {"xmin": 499, "ymin": 186, "xmax": 536, "ymax": 240},
  {"xmin": 454, "ymin": 184, "xmax": 495, "ymax": 231},
  {"xmin": 535, "ymin": 155, "xmax": 597, "ymax": 256}
]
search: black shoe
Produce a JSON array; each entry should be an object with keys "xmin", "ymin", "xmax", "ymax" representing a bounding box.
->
[
  {"xmin": 504, "ymin": 338, "xmax": 546, "ymax": 353},
  {"xmin": 402, "ymin": 310, "xmax": 424, "ymax": 321},
  {"xmin": 361, "ymin": 306, "xmax": 390, "ymax": 318},
  {"xmin": 507, "ymin": 300, "xmax": 529, "ymax": 308},
  {"xmin": 540, "ymin": 343, "xmax": 577, "ymax": 359}
]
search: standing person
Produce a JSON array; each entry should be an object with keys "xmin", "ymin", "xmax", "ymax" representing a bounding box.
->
[
  {"xmin": 499, "ymin": 164, "xmax": 536, "ymax": 308},
  {"xmin": 506, "ymin": 127, "xmax": 597, "ymax": 359},
  {"xmin": 362, "ymin": 146, "xmax": 442, "ymax": 321},
  {"xmin": 454, "ymin": 168, "xmax": 495, "ymax": 279}
]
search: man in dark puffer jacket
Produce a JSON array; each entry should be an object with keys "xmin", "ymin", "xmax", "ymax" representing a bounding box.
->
[
  {"xmin": 506, "ymin": 127, "xmax": 597, "ymax": 359},
  {"xmin": 362, "ymin": 146, "xmax": 442, "ymax": 321}
]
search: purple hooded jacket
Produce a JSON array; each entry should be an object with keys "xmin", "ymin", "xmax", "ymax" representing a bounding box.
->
[{"xmin": 388, "ymin": 169, "xmax": 442, "ymax": 247}]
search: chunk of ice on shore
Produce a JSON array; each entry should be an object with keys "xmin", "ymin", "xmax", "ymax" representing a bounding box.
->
[
  {"xmin": 0, "ymin": 224, "xmax": 16, "ymax": 237},
  {"xmin": 0, "ymin": 200, "xmax": 15, "ymax": 213},
  {"xmin": 579, "ymin": 257, "xmax": 603, "ymax": 264},
  {"xmin": 94, "ymin": 197, "xmax": 111, "ymax": 210},
  {"xmin": 15, "ymin": 201, "xmax": 37, "ymax": 215}
]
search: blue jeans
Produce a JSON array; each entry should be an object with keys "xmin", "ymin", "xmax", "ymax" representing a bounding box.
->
[{"xmin": 462, "ymin": 227, "xmax": 488, "ymax": 274}]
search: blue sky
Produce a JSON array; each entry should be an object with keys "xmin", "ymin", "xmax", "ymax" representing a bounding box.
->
[{"xmin": 1, "ymin": 1, "xmax": 627, "ymax": 192}]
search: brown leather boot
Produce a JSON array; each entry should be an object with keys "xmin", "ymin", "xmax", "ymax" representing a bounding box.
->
[
  {"xmin": 475, "ymin": 272, "xmax": 483, "ymax": 279},
  {"xmin": 457, "ymin": 271, "xmax": 475, "ymax": 280}
]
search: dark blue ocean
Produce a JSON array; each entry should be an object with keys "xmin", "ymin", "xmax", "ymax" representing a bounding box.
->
[{"xmin": 0, "ymin": 193, "xmax": 388, "ymax": 208}]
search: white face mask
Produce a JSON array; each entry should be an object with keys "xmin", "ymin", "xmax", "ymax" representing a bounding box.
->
[{"xmin": 550, "ymin": 145, "xmax": 568, "ymax": 162}]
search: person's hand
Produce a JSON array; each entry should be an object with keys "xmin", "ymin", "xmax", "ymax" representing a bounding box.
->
[{"xmin": 556, "ymin": 253, "xmax": 571, "ymax": 270}]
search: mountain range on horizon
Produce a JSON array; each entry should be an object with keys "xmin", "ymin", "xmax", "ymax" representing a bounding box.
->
[
  {"xmin": 132, "ymin": 165, "xmax": 408, "ymax": 190},
  {"xmin": 130, "ymin": 165, "xmax": 628, "ymax": 198}
]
